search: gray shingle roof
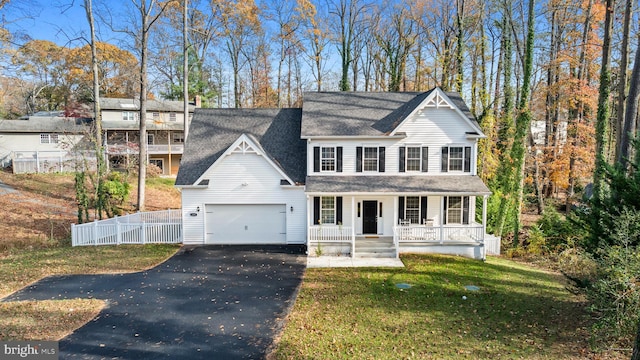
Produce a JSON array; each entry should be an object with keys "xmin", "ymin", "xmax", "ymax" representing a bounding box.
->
[
  {"xmin": 100, "ymin": 98, "xmax": 195, "ymax": 113},
  {"xmin": 305, "ymin": 175, "xmax": 491, "ymax": 195},
  {"xmin": 175, "ymin": 108, "xmax": 306, "ymax": 186},
  {"xmin": 301, "ymin": 89, "xmax": 481, "ymax": 137},
  {"xmin": 0, "ymin": 117, "xmax": 89, "ymax": 133}
]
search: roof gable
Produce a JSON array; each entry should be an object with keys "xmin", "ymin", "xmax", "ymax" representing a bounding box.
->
[
  {"xmin": 389, "ymin": 88, "xmax": 484, "ymax": 136},
  {"xmin": 193, "ymin": 133, "xmax": 296, "ymax": 186},
  {"xmin": 175, "ymin": 108, "xmax": 305, "ymax": 186}
]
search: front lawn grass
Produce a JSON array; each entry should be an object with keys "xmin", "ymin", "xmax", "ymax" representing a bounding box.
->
[{"xmin": 273, "ymin": 254, "xmax": 618, "ymax": 359}]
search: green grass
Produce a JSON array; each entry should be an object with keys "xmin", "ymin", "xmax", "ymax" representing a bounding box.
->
[
  {"xmin": 145, "ymin": 176, "xmax": 176, "ymax": 188},
  {"xmin": 273, "ymin": 254, "xmax": 602, "ymax": 360}
]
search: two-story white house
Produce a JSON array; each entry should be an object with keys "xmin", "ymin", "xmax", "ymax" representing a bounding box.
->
[{"xmin": 176, "ymin": 88, "xmax": 495, "ymax": 260}]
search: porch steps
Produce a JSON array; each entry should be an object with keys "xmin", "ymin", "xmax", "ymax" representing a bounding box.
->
[{"xmin": 354, "ymin": 237, "xmax": 396, "ymax": 258}]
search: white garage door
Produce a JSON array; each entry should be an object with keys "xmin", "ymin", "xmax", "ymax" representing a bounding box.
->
[{"xmin": 205, "ymin": 204, "xmax": 286, "ymax": 244}]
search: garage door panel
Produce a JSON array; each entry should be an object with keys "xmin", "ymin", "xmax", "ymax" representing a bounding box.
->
[{"xmin": 205, "ymin": 204, "xmax": 286, "ymax": 244}]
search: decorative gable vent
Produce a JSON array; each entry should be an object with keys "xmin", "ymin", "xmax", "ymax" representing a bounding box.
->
[
  {"xmin": 231, "ymin": 140, "xmax": 258, "ymax": 154},
  {"xmin": 423, "ymin": 91, "xmax": 454, "ymax": 109}
]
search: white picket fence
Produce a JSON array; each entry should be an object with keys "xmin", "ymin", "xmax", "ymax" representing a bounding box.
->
[{"xmin": 71, "ymin": 209, "xmax": 182, "ymax": 246}]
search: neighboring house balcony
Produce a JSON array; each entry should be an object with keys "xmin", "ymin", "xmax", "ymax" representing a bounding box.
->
[
  {"xmin": 306, "ymin": 175, "xmax": 498, "ymax": 260},
  {"xmin": 105, "ymin": 143, "xmax": 184, "ymax": 155}
]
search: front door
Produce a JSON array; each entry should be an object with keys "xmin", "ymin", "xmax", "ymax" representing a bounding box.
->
[{"xmin": 363, "ymin": 200, "xmax": 378, "ymax": 234}]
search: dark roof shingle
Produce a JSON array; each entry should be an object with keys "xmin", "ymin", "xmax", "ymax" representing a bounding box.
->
[{"xmin": 175, "ymin": 108, "xmax": 306, "ymax": 186}]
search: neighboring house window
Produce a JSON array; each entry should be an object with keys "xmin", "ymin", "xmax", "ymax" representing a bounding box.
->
[
  {"xmin": 122, "ymin": 111, "xmax": 135, "ymax": 121},
  {"xmin": 152, "ymin": 112, "xmax": 160, "ymax": 120},
  {"xmin": 399, "ymin": 146, "xmax": 429, "ymax": 172},
  {"xmin": 149, "ymin": 159, "xmax": 163, "ymax": 172},
  {"xmin": 172, "ymin": 133, "xmax": 184, "ymax": 143},
  {"xmin": 40, "ymin": 134, "xmax": 59, "ymax": 144},
  {"xmin": 444, "ymin": 196, "xmax": 470, "ymax": 225},
  {"xmin": 398, "ymin": 196, "xmax": 428, "ymax": 224},
  {"xmin": 147, "ymin": 134, "xmax": 154, "ymax": 145},
  {"xmin": 169, "ymin": 112, "xmax": 177, "ymax": 122},
  {"xmin": 321, "ymin": 147, "xmax": 335, "ymax": 171},
  {"xmin": 356, "ymin": 146, "xmax": 385, "ymax": 172},
  {"xmin": 313, "ymin": 146, "xmax": 342, "ymax": 172},
  {"xmin": 441, "ymin": 146, "xmax": 471, "ymax": 172},
  {"xmin": 313, "ymin": 196, "xmax": 343, "ymax": 225}
]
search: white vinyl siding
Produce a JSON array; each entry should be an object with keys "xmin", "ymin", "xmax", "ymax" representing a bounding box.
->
[{"xmin": 181, "ymin": 151, "xmax": 306, "ymax": 245}]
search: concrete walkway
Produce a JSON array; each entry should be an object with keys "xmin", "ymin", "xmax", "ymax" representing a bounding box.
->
[
  {"xmin": 2, "ymin": 245, "xmax": 306, "ymax": 360},
  {"xmin": 0, "ymin": 180, "xmax": 17, "ymax": 195},
  {"xmin": 307, "ymin": 256, "xmax": 405, "ymax": 268}
]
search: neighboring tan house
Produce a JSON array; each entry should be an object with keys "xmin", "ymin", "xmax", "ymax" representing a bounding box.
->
[
  {"xmin": 176, "ymin": 88, "xmax": 497, "ymax": 260},
  {"xmin": 101, "ymin": 97, "xmax": 195, "ymax": 176}
]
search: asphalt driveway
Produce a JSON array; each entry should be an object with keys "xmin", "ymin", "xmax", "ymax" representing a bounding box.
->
[{"xmin": 2, "ymin": 245, "xmax": 307, "ymax": 359}]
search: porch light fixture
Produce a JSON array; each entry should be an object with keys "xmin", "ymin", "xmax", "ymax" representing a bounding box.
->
[
  {"xmin": 196, "ymin": 206, "xmax": 200, "ymax": 212},
  {"xmin": 290, "ymin": 206, "xmax": 294, "ymax": 212}
]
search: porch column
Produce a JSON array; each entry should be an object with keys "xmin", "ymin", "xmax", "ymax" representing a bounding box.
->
[
  {"xmin": 393, "ymin": 196, "xmax": 399, "ymax": 258},
  {"xmin": 167, "ymin": 130, "xmax": 172, "ymax": 175},
  {"xmin": 306, "ymin": 195, "xmax": 311, "ymax": 248},
  {"xmin": 439, "ymin": 196, "xmax": 444, "ymax": 244},
  {"xmin": 351, "ymin": 196, "xmax": 356, "ymax": 258},
  {"xmin": 482, "ymin": 195, "xmax": 488, "ymax": 238}
]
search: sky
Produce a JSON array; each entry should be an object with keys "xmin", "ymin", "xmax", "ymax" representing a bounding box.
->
[{"xmin": 4, "ymin": 0, "xmax": 123, "ymax": 48}]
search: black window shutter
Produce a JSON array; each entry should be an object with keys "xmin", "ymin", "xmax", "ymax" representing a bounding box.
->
[
  {"xmin": 441, "ymin": 147, "xmax": 449, "ymax": 172},
  {"xmin": 379, "ymin": 147, "xmax": 385, "ymax": 172},
  {"xmin": 421, "ymin": 147, "xmax": 429, "ymax": 172},
  {"xmin": 398, "ymin": 196, "xmax": 405, "ymax": 222},
  {"xmin": 464, "ymin": 146, "xmax": 471, "ymax": 172},
  {"xmin": 420, "ymin": 196, "xmax": 428, "ymax": 224},
  {"xmin": 313, "ymin": 147, "xmax": 320, "ymax": 172},
  {"xmin": 336, "ymin": 197, "xmax": 343, "ymax": 224},
  {"xmin": 443, "ymin": 197, "xmax": 448, "ymax": 224},
  {"xmin": 463, "ymin": 196, "xmax": 470, "ymax": 225},
  {"xmin": 356, "ymin": 146, "xmax": 363, "ymax": 172},
  {"xmin": 399, "ymin": 147, "xmax": 406, "ymax": 172},
  {"xmin": 336, "ymin": 147, "xmax": 343, "ymax": 172},
  {"xmin": 313, "ymin": 197, "xmax": 320, "ymax": 224}
]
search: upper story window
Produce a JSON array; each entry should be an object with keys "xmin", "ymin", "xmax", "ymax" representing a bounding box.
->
[
  {"xmin": 172, "ymin": 132, "xmax": 184, "ymax": 143},
  {"xmin": 169, "ymin": 112, "xmax": 177, "ymax": 122},
  {"xmin": 313, "ymin": 146, "xmax": 342, "ymax": 173},
  {"xmin": 122, "ymin": 111, "xmax": 136, "ymax": 121},
  {"xmin": 152, "ymin": 112, "xmax": 160, "ymax": 120},
  {"xmin": 321, "ymin": 147, "xmax": 335, "ymax": 171},
  {"xmin": 399, "ymin": 146, "xmax": 428, "ymax": 172},
  {"xmin": 40, "ymin": 134, "xmax": 59, "ymax": 144},
  {"xmin": 441, "ymin": 146, "xmax": 471, "ymax": 173},
  {"xmin": 356, "ymin": 146, "xmax": 385, "ymax": 173}
]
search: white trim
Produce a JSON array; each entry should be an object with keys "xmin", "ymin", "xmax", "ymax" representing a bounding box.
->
[
  {"xmin": 192, "ymin": 133, "xmax": 296, "ymax": 186},
  {"xmin": 390, "ymin": 88, "xmax": 485, "ymax": 137}
]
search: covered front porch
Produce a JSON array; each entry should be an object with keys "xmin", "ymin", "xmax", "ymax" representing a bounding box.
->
[{"xmin": 305, "ymin": 175, "xmax": 495, "ymax": 260}]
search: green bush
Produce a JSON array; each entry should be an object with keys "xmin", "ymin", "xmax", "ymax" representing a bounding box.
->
[
  {"xmin": 588, "ymin": 208, "xmax": 640, "ymax": 350},
  {"xmin": 536, "ymin": 206, "xmax": 582, "ymax": 252},
  {"xmin": 102, "ymin": 172, "xmax": 131, "ymax": 217}
]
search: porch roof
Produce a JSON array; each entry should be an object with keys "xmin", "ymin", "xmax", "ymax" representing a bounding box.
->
[{"xmin": 305, "ymin": 175, "xmax": 491, "ymax": 196}]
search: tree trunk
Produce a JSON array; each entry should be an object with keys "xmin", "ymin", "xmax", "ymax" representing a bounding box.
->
[
  {"xmin": 615, "ymin": 0, "xmax": 633, "ymax": 164},
  {"xmin": 183, "ymin": 0, "xmax": 189, "ymax": 141},
  {"xmin": 632, "ymin": 316, "xmax": 640, "ymax": 360},
  {"xmin": 592, "ymin": 0, "xmax": 615, "ymax": 239},
  {"xmin": 511, "ymin": 0, "xmax": 536, "ymax": 246},
  {"xmin": 624, "ymin": 27, "xmax": 640, "ymax": 169}
]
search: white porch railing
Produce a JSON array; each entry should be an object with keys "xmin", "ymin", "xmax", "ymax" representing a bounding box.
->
[
  {"xmin": 71, "ymin": 209, "xmax": 182, "ymax": 246},
  {"xmin": 308, "ymin": 225, "xmax": 352, "ymax": 242},
  {"xmin": 394, "ymin": 223, "xmax": 485, "ymax": 244}
]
